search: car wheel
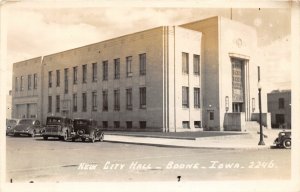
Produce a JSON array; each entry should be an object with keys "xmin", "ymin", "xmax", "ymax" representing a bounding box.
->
[
  {"xmin": 283, "ymin": 138, "xmax": 291, "ymax": 149},
  {"xmin": 63, "ymin": 131, "xmax": 68, "ymax": 141},
  {"xmin": 99, "ymin": 133, "xmax": 104, "ymax": 142},
  {"xmin": 43, "ymin": 136, "xmax": 48, "ymax": 140},
  {"xmin": 91, "ymin": 135, "xmax": 95, "ymax": 143}
]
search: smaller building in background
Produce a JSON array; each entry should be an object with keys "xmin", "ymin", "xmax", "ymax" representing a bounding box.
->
[{"xmin": 267, "ymin": 90, "xmax": 291, "ymax": 129}]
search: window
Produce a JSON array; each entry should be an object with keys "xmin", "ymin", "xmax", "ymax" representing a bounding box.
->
[
  {"xmin": 209, "ymin": 111, "xmax": 214, "ymax": 120},
  {"xmin": 55, "ymin": 70, "xmax": 60, "ymax": 87},
  {"xmin": 279, "ymin": 98, "xmax": 285, "ymax": 109},
  {"xmin": 194, "ymin": 121, "xmax": 201, "ymax": 128},
  {"xmin": 126, "ymin": 56, "xmax": 132, "ymax": 77},
  {"xmin": 15, "ymin": 77, "xmax": 18, "ymax": 91},
  {"xmin": 114, "ymin": 121, "xmax": 120, "ymax": 128},
  {"xmin": 82, "ymin": 92, "xmax": 87, "ymax": 112},
  {"xmin": 64, "ymin": 68, "xmax": 69, "ymax": 94},
  {"xmin": 28, "ymin": 75, "xmax": 32, "ymax": 90},
  {"xmin": 182, "ymin": 52, "xmax": 189, "ymax": 74},
  {"xmin": 92, "ymin": 91, "xmax": 97, "ymax": 111},
  {"xmin": 182, "ymin": 87, "xmax": 189, "ymax": 108},
  {"xmin": 56, "ymin": 95, "xmax": 60, "ymax": 112},
  {"xmin": 194, "ymin": 88, "xmax": 200, "ymax": 108},
  {"xmin": 82, "ymin": 64, "xmax": 87, "ymax": 83},
  {"xmin": 114, "ymin": 89, "xmax": 120, "ymax": 111},
  {"xmin": 114, "ymin": 58, "xmax": 120, "ymax": 79},
  {"xmin": 20, "ymin": 76, "xmax": 24, "ymax": 91},
  {"xmin": 139, "ymin": 53, "xmax": 146, "ymax": 75},
  {"xmin": 73, "ymin": 66, "xmax": 78, "ymax": 84},
  {"xmin": 140, "ymin": 87, "xmax": 146, "ymax": 109},
  {"xmin": 140, "ymin": 121, "xmax": 146, "ymax": 129},
  {"xmin": 103, "ymin": 60, "xmax": 108, "ymax": 81},
  {"xmin": 102, "ymin": 90, "xmax": 108, "ymax": 111},
  {"xmin": 126, "ymin": 121, "xmax": 132, "ymax": 129},
  {"xmin": 182, "ymin": 121, "xmax": 190, "ymax": 128},
  {"xmin": 73, "ymin": 93, "xmax": 77, "ymax": 112},
  {"xmin": 126, "ymin": 88, "xmax": 132, "ymax": 110},
  {"xmin": 92, "ymin": 63, "xmax": 97, "ymax": 82},
  {"xmin": 102, "ymin": 121, "xmax": 108, "ymax": 128},
  {"xmin": 48, "ymin": 71, "xmax": 52, "ymax": 88},
  {"xmin": 193, "ymin": 54, "xmax": 200, "ymax": 75},
  {"xmin": 33, "ymin": 74, "xmax": 37, "ymax": 89},
  {"xmin": 48, "ymin": 96, "xmax": 52, "ymax": 113}
]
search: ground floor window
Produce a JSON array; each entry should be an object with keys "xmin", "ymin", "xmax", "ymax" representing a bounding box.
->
[
  {"xmin": 140, "ymin": 121, "xmax": 146, "ymax": 129},
  {"xmin": 182, "ymin": 121, "xmax": 190, "ymax": 128},
  {"xmin": 102, "ymin": 121, "xmax": 108, "ymax": 128},
  {"xmin": 114, "ymin": 121, "xmax": 120, "ymax": 128},
  {"xmin": 209, "ymin": 111, "xmax": 214, "ymax": 120},
  {"xmin": 126, "ymin": 121, "xmax": 132, "ymax": 129},
  {"xmin": 194, "ymin": 121, "xmax": 201, "ymax": 128}
]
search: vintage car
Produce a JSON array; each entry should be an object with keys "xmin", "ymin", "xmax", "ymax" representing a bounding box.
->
[
  {"xmin": 71, "ymin": 119, "xmax": 104, "ymax": 143},
  {"xmin": 6, "ymin": 118, "xmax": 21, "ymax": 136},
  {"xmin": 274, "ymin": 131, "xmax": 291, "ymax": 149},
  {"xmin": 9, "ymin": 119, "xmax": 43, "ymax": 137},
  {"xmin": 41, "ymin": 116, "xmax": 73, "ymax": 141}
]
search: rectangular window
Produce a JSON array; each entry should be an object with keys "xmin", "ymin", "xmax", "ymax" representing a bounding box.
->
[
  {"xmin": 279, "ymin": 98, "xmax": 285, "ymax": 109},
  {"xmin": 193, "ymin": 54, "xmax": 200, "ymax": 75},
  {"xmin": 140, "ymin": 87, "xmax": 146, "ymax": 109},
  {"xmin": 194, "ymin": 121, "xmax": 201, "ymax": 128},
  {"xmin": 140, "ymin": 121, "xmax": 147, "ymax": 129},
  {"xmin": 48, "ymin": 71, "xmax": 52, "ymax": 88},
  {"xmin": 15, "ymin": 77, "xmax": 18, "ymax": 91},
  {"xmin": 126, "ymin": 56, "xmax": 132, "ymax": 77},
  {"xmin": 194, "ymin": 88, "xmax": 200, "ymax": 108},
  {"xmin": 73, "ymin": 66, "xmax": 78, "ymax": 84},
  {"xmin": 48, "ymin": 96, "xmax": 52, "ymax": 113},
  {"xmin": 182, "ymin": 87, "xmax": 189, "ymax": 108},
  {"xmin": 103, "ymin": 60, "xmax": 108, "ymax": 81},
  {"xmin": 82, "ymin": 92, "xmax": 87, "ymax": 112},
  {"xmin": 182, "ymin": 121, "xmax": 190, "ymax": 128},
  {"xmin": 82, "ymin": 64, "xmax": 87, "ymax": 83},
  {"xmin": 126, "ymin": 121, "xmax": 132, "ymax": 129},
  {"xmin": 114, "ymin": 58, "xmax": 120, "ymax": 79},
  {"xmin": 182, "ymin": 52, "xmax": 189, "ymax": 74},
  {"xmin": 126, "ymin": 88, "xmax": 132, "ymax": 110},
  {"xmin": 114, "ymin": 89, "xmax": 120, "ymax": 111},
  {"xmin": 102, "ymin": 121, "xmax": 108, "ymax": 128},
  {"xmin": 114, "ymin": 121, "xmax": 120, "ymax": 129},
  {"xmin": 56, "ymin": 95, "xmax": 60, "ymax": 112},
  {"xmin": 73, "ymin": 93, "xmax": 77, "ymax": 112},
  {"xmin": 33, "ymin": 74, "xmax": 37, "ymax": 89},
  {"xmin": 92, "ymin": 63, "xmax": 97, "ymax": 82},
  {"xmin": 56, "ymin": 70, "xmax": 60, "ymax": 87},
  {"xmin": 102, "ymin": 90, "xmax": 108, "ymax": 111},
  {"xmin": 20, "ymin": 76, "xmax": 24, "ymax": 91},
  {"xmin": 92, "ymin": 91, "xmax": 97, "ymax": 111},
  {"xmin": 210, "ymin": 111, "xmax": 214, "ymax": 120},
  {"xmin": 64, "ymin": 68, "xmax": 69, "ymax": 94},
  {"xmin": 28, "ymin": 75, "xmax": 32, "ymax": 90},
  {"xmin": 139, "ymin": 53, "xmax": 146, "ymax": 75}
]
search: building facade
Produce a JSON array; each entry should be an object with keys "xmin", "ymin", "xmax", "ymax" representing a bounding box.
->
[
  {"xmin": 267, "ymin": 90, "xmax": 291, "ymax": 129},
  {"xmin": 12, "ymin": 16, "xmax": 267, "ymax": 132}
]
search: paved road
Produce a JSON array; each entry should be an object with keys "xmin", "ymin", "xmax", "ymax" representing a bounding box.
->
[{"xmin": 6, "ymin": 136, "xmax": 290, "ymax": 182}]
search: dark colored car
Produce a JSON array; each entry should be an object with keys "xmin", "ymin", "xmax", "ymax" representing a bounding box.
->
[
  {"xmin": 71, "ymin": 119, "xmax": 104, "ymax": 143},
  {"xmin": 9, "ymin": 119, "xmax": 43, "ymax": 137},
  {"xmin": 274, "ymin": 131, "xmax": 291, "ymax": 149},
  {"xmin": 41, "ymin": 116, "xmax": 73, "ymax": 141},
  {"xmin": 6, "ymin": 118, "xmax": 21, "ymax": 136}
]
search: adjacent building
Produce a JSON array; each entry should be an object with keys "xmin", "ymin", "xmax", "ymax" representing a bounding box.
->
[
  {"xmin": 267, "ymin": 90, "xmax": 291, "ymax": 129},
  {"xmin": 11, "ymin": 16, "xmax": 268, "ymax": 132}
]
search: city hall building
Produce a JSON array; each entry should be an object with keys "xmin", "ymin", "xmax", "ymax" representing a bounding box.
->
[{"xmin": 12, "ymin": 16, "xmax": 266, "ymax": 132}]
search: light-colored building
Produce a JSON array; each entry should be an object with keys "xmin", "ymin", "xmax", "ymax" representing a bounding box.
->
[
  {"xmin": 6, "ymin": 90, "xmax": 12, "ymax": 119},
  {"xmin": 12, "ymin": 16, "xmax": 269, "ymax": 132},
  {"xmin": 267, "ymin": 90, "xmax": 291, "ymax": 129}
]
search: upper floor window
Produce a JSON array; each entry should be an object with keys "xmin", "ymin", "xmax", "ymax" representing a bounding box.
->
[
  {"xmin": 48, "ymin": 96, "xmax": 52, "ymax": 113},
  {"xmin": 20, "ymin": 76, "xmax": 24, "ymax": 91},
  {"xmin": 126, "ymin": 88, "xmax": 132, "ymax": 110},
  {"xmin": 102, "ymin": 90, "xmax": 108, "ymax": 111},
  {"xmin": 114, "ymin": 89, "xmax": 120, "ymax": 111},
  {"xmin": 103, "ymin": 61, "xmax": 108, "ymax": 81},
  {"xmin": 139, "ymin": 53, "xmax": 146, "ymax": 76},
  {"xmin": 92, "ymin": 63, "xmax": 97, "ymax": 82},
  {"xmin": 56, "ymin": 70, "xmax": 60, "ymax": 87},
  {"xmin": 82, "ymin": 64, "xmax": 87, "ymax": 83},
  {"xmin": 56, "ymin": 95, "xmax": 60, "ymax": 112},
  {"xmin": 28, "ymin": 75, "xmax": 32, "ymax": 90},
  {"xmin": 114, "ymin": 58, "xmax": 120, "ymax": 79},
  {"xmin": 140, "ymin": 87, "xmax": 146, "ymax": 109},
  {"xmin": 194, "ymin": 88, "xmax": 200, "ymax": 108},
  {"xmin": 126, "ymin": 56, "xmax": 132, "ymax": 77},
  {"xmin": 82, "ymin": 92, "xmax": 87, "ymax": 112},
  {"xmin": 182, "ymin": 52, "xmax": 189, "ymax": 74},
  {"xmin": 73, "ymin": 66, "xmax": 78, "ymax": 84},
  {"xmin": 92, "ymin": 91, "xmax": 97, "ymax": 111},
  {"xmin": 279, "ymin": 98, "xmax": 285, "ymax": 109},
  {"xmin": 73, "ymin": 93, "xmax": 77, "ymax": 112},
  {"xmin": 15, "ymin": 77, "xmax": 18, "ymax": 91},
  {"xmin": 182, "ymin": 86, "xmax": 189, "ymax": 108},
  {"xmin": 64, "ymin": 68, "xmax": 69, "ymax": 94},
  {"xmin": 193, "ymin": 54, "xmax": 200, "ymax": 75},
  {"xmin": 33, "ymin": 74, "xmax": 37, "ymax": 89},
  {"xmin": 48, "ymin": 71, "xmax": 52, "ymax": 88}
]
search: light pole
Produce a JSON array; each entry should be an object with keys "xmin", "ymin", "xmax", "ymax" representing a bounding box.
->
[{"xmin": 258, "ymin": 66, "xmax": 265, "ymax": 145}]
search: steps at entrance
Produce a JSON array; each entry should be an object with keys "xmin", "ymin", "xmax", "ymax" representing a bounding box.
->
[{"xmin": 245, "ymin": 121, "xmax": 280, "ymax": 142}]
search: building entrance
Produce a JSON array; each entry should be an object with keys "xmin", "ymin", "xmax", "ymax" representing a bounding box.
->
[
  {"xmin": 232, "ymin": 103, "xmax": 243, "ymax": 113},
  {"xmin": 231, "ymin": 58, "xmax": 245, "ymax": 113}
]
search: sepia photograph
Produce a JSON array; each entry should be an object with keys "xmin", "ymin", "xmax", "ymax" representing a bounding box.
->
[{"xmin": 1, "ymin": 0, "xmax": 299, "ymax": 191}]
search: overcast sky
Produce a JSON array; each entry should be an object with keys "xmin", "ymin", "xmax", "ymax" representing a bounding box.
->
[{"xmin": 4, "ymin": 3, "xmax": 291, "ymax": 93}]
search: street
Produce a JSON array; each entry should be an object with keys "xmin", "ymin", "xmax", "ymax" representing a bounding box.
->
[{"xmin": 6, "ymin": 136, "xmax": 291, "ymax": 182}]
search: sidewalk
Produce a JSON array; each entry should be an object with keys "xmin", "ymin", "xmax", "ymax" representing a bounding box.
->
[{"xmin": 103, "ymin": 130, "xmax": 279, "ymax": 150}]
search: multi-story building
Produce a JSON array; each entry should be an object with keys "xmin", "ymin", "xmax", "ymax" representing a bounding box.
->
[
  {"xmin": 267, "ymin": 90, "xmax": 291, "ymax": 129},
  {"xmin": 12, "ymin": 16, "xmax": 267, "ymax": 132}
]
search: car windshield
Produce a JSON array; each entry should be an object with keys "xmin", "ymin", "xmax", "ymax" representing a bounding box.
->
[
  {"xmin": 7, "ymin": 120, "xmax": 17, "ymax": 125},
  {"xmin": 19, "ymin": 119, "xmax": 34, "ymax": 125},
  {"xmin": 74, "ymin": 120, "xmax": 89, "ymax": 125},
  {"xmin": 47, "ymin": 117, "xmax": 63, "ymax": 124}
]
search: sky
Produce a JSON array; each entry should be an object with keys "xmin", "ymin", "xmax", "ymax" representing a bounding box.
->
[{"xmin": 4, "ymin": 2, "xmax": 291, "ymax": 94}]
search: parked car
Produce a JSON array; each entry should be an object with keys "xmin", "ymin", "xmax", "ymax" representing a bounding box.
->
[
  {"xmin": 41, "ymin": 116, "xmax": 73, "ymax": 141},
  {"xmin": 71, "ymin": 119, "xmax": 104, "ymax": 143},
  {"xmin": 9, "ymin": 119, "xmax": 43, "ymax": 137},
  {"xmin": 274, "ymin": 131, "xmax": 291, "ymax": 149},
  {"xmin": 6, "ymin": 118, "xmax": 21, "ymax": 135}
]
